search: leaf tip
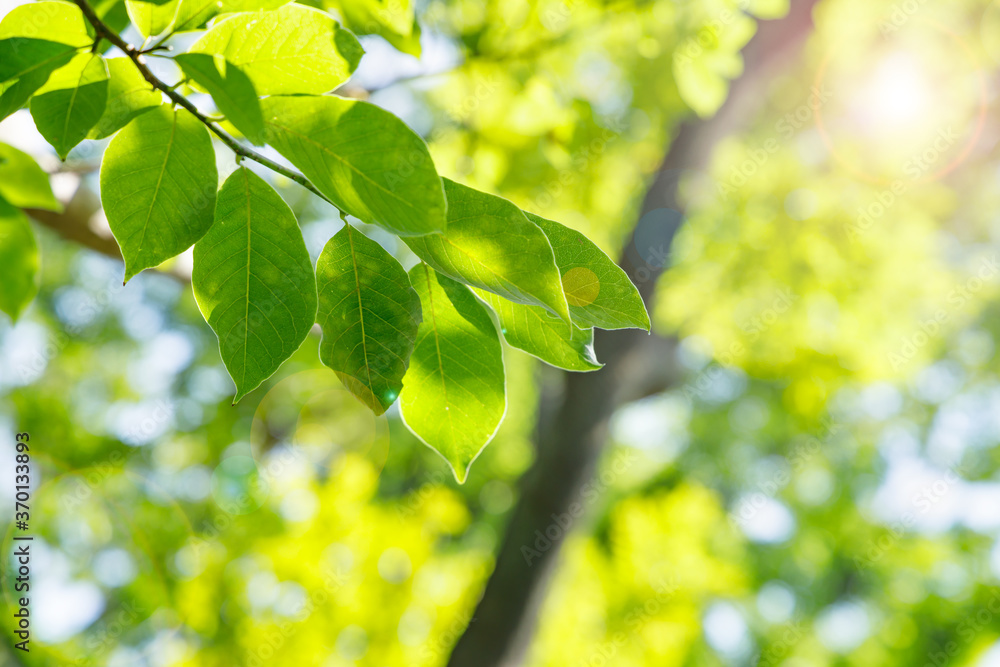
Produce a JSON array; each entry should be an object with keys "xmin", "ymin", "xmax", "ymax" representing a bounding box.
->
[{"xmin": 450, "ymin": 462, "xmax": 469, "ymax": 484}]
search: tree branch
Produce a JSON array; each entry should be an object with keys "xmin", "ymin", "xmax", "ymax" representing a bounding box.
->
[
  {"xmin": 69, "ymin": 0, "xmax": 336, "ymax": 207},
  {"xmin": 446, "ymin": 2, "xmax": 824, "ymax": 665}
]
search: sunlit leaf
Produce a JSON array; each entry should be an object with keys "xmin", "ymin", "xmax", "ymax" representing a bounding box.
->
[
  {"xmin": 89, "ymin": 57, "xmax": 161, "ymax": 140},
  {"xmin": 189, "ymin": 4, "xmax": 363, "ymax": 95},
  {"xmin": 101, "ymin": 106, "xmax": 217, "ymax": 282},
  {"xmin": 475, "ymin": 289, "xmax": 602, "ymax": 371},
  {"xmin": 0, "ymin": 143, "xmax": 61, "ymax": 212},
  {"xmin": 192, "ymin": 168, "xmax": 317, "ymax": 402},
  {"xmin": 405, "ymin": 180, "xmax": 570, "ymax": 322},
  {"xmin": 175, "ymin": 53, "xmax": 264, "ymax": 142},
  {"xmin": 0, "ymin": 1, "xmax": 91, "ymax": 85},
  {"xmin": 525, "ymin": 211, "xmax": 650, "ymax": 331},
  {"xmin": 171, "ymin": 0, "xmax": 223, "ymax": 31},
  {"xmin": 0, "ymin": 198, "xmax": 39, "ymax": 322},
  {"xmin": 399, "ymin": 264, "xmax": 506, "ymax": 483},
  {"xmin": 260, "ymin": 95, "xmax": 447, "ymax": 236},
  {"xmin": 218, "ymin": 0, "xmax": 291, "ymax": 11},
  {"xmin": 330, "ymin": 0, "xmax": 421, "ymax": 56},
  {"xmin": 316, "ymin": 224, "xmax": 422, "ymax": 415},
  {"xmin": 30, "ymin": 53, "xmax": 108, "ymax": 160}
]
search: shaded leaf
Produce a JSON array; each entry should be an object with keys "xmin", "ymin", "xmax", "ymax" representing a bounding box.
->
[
  {"xmin": 30, "ymin": 53, "xmax": 108, "ymax": 159},
  {"xmin": 0, "ymin": 143, "xmax": 62, "ymax": 211},
  {"xmin": 101, "ymin": 106, "xmax": 218, "ymax": 282},
  {"xmin": 89, "ymin": 57, "xmax": 161, "ymax": 140},
  {"xmin": 0, "ymin": 1, "xmax": 92, "ymax": 85},
  {"xmin": 0, "ymin": 198, "xmax": 39, "ymax": 322},
  {"xmin": 190, "ymin": 5, "xmax": 363, "ymax": 95},
  {"xmin": 405, "ymin": 179, "xmax": 570, "ymax": 322},
  {"xmin": 175, "ymin": 53, "xmax": 264, "ymax": 142},
  {"xmin": 192, "ymin": 168, "xmax": 317, "ymax": 402},
  {"xmin": 525, "ymin": 211, "xmax": 650, "ymax": 331},
  {"xmin": 475, "ymin": 289, "xmax": 602, "ymax": 371},
  {"xmin": 0, "ymin": 70, "xmax": 50, "ymax": 122},
  {"xmin": 399, "ymin": 264, "xmax": 506, "ymax": 483},
  {"xmin": 316, "ymin": 224, "xmax": 421, "ymax": 415},
  {"xmin": 261, "ymin": 95, "xmax": 446, "ymax": 236}
]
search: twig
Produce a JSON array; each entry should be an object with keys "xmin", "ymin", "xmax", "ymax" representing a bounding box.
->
[{"xmin": 70, "ymin": 0, "xmax": 335, "ymax": 206}]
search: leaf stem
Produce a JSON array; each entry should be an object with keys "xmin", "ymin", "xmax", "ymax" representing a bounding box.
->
[{"xmin": 70, "ymin": 0, "xmax": 336, "ymax": 206}]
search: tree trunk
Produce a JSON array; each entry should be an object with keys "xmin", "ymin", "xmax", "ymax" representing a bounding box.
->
[{"xmin": 446, "ymin": 2, "xmax": 823, "ymax": 665}]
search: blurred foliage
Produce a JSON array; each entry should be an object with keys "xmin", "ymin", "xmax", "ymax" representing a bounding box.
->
[{"xmin": 3, "ymin": 0, "xmax": 1000, "ymax": 665}]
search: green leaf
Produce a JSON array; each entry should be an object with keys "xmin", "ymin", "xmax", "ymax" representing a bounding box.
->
[
  {"xmin": 189, "ymin": 5, "xmax": 363, "ymax": 95},
  {"xmin": 89, "ymin": 57, "xmax": 161, "ymax": 140},
  {"xmin": 0, "ymin": 1, "xmax": 92, "ymax": 85},
  {"xmin": 316, "ymin": 224, "xmax": 422, "ymax": 415},
  {"xmin": 175, "ymin": 53, "xmax": 264, "ymax": 142},
  {"xmin": 474, "ymin": 289, "xmax": 602, "ymax": 371},
  {"xmin": 331, "ymin": 0, "xmax": 421, "ymax": 57},
  {"xmin": 125, "ymin": 0, "xmax": 173, "ymax": 37},
  {"xmin": 405, "ymin": 180, "xmax": 570, "ymax": 323},
  {"xmin": 101, "ymin": 106, "xmax": 218, "ymax": 282},
  {"xmin": 218, "ymin": 0, "xmax": 291, "ymax": 12},
  {"xmin": 0, "ymin": 70, "xmax": 50, "ymax": 122},
  {"xmin": 125, "ymin": 0, "xmax": 214, "ymax": 37},
  {"xmin": 0, "ymin": 143, "xmax": 62, "ymax": 212},
  {"xmin": 171, "ymin": 0, "xmax": 223, "ymax": 31},
  {"xmin": 30, "ymin": 53, "xmax": 108, "ymax": 160},
  {"xmin": 192, "ymin": 168, "xmax": 317, "ymax": 402},
  {"xmin": 524, "ymin": 212, "xmax": 651, "ymax": 331},
  {"xmin": 399, "ymin": 265, "xmax": 506, "ymax": 483},
  {"xmin": 0, "ymin": 198, "xmax": 40, "ymax": 322},
  {"xmin": 260, "ymin": 95, "xmax": 446, "ymax": 237}
]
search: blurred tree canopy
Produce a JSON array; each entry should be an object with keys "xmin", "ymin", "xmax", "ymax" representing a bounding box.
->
[{"xmin": 3, "ymin": 0, "xmax": 1000, "ymax": 665}]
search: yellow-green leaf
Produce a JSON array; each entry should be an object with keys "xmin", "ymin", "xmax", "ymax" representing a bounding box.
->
[
  {"xmin": 0, "ymin": 143, "xmax": 61, "ymax": 212},
  {"xmin": 405, "ymin": 180, "xmax": 570, "ymax": 322},
  {"xmin": 525, "ymin": 211, "xmax": 650, "ymax": 331},
  {"xmin": 474, "ymin": 289, "xmax": 602, "ymax": 372},
  {"xmin": 189, "ymin": 4, "xmax": 363, "ymax": 95},
  {"xmin": 399, "ymin": 264, "xmax": 506, "ymax": 483}
]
